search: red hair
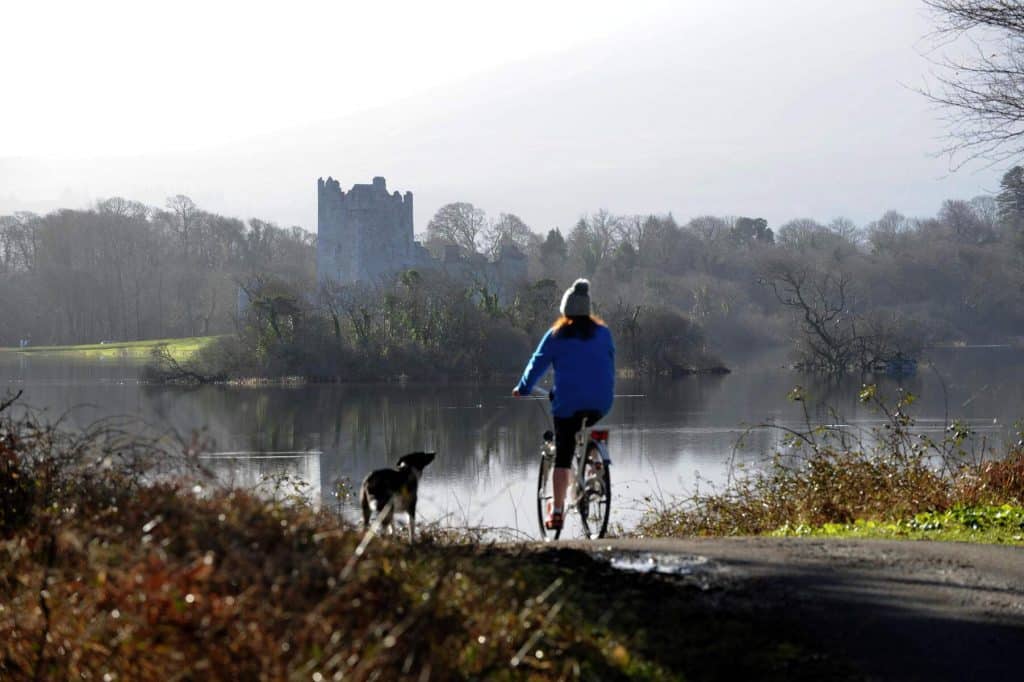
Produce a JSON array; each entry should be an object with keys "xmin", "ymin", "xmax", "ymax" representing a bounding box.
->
[{"xmin": 551, "ymin": 314, "xmax": 605, "ymax": 338}]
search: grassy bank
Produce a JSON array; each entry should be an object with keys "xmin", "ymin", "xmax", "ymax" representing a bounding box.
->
[
  {"xmin": 0, "ymin": 399, "xmax": 851, "ymax": 681},
  {"xmin": 637, "ymin": 448, "xmax": 1024, "ymax": 544},
  {"xmin": 773, "ymin": 504, "xmax": 1024, "ymax": 545},
  {"xmin": 0, "ymin": 336, "xmax": 218, "ymax": 362},
  {"xmin": 638, "ymin": 387, "xmax": 1024, "ymax": 546}
]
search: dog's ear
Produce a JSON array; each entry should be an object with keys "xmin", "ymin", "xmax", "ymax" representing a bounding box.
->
[
  {"xmin": 398, "ymin": 451, "xmax": 435, "ymax": 469},
  {"xmin": 397, "ymin": 452, "xmax": 425, "ymax": 469}
]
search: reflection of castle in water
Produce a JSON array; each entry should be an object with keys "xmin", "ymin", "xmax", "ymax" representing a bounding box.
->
[{"xmin": 316, "ymin": 176, "xmax": 527, "ymax": 292}]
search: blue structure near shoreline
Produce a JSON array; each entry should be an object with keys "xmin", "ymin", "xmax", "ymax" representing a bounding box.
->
[{"xmin": 884, "ymin": 355, "xmax": 918, "ymax": 377}]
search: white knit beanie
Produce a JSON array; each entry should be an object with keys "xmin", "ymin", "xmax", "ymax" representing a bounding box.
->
[{"xmin": 559, "ymin": 278, "xmax": 591, "ymax": 316}]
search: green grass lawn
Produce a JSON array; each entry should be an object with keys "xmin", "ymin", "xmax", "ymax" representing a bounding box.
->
[
  {"xmin": 772, "ymin": 504, "xmax": 1024, "ymax": 546},
  {"xmin": 0, "ymin": 336, "xmax": 219, "ymax": 362}
]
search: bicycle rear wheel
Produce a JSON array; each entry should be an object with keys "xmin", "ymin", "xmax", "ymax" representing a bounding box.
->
[
  {"xmin": 536, "ymin": 451, "xmax": 561, "ymax": 541},
  {"xmin": 578, "ymin": 444, "xmax": 611, "ymax": 539}
]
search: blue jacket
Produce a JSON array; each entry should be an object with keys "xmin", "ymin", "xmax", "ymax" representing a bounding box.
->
[{"xmin": 516, "ymin": 323, "xmax": 615, "ymax": 418}]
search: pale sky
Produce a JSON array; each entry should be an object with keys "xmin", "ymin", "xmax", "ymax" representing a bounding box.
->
[{"xmin": 0, "ymin": 0, "xmax": 1005, "ymax": 232}]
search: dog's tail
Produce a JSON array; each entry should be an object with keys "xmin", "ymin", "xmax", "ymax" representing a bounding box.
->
[{"xmin": 360, "ymin": 486, "xmax": 371, "ymax": 530}]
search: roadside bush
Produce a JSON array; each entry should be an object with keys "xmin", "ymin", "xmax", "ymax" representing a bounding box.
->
[
  {"xmin": 0, "ymin": 430, "xmax": 34, "ymax": 537},
  {"xmin": 954, "ymin": 447, "xmax": 1024, "ymax": 505},
  {"xmin": 638, "ymin": 386, "xmax": 1024, "ymax": 538},
  {"xmin": 639, "ymin": 447, "xmax": 950, "ymax": 537}
]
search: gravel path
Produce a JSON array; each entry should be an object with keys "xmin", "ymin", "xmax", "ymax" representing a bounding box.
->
[{"xmin": 562, "ymin": 537, "xmax": 1024, "ymax": 681}]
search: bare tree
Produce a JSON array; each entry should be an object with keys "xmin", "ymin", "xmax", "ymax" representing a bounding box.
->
[
  {"xmin": 146, "ymin": 343, "xmax": 225, "ymax": 384},
  {"xmin": 776, "ymin": 218, "xmax": 829, "ymax": 250},
  {"xmin": 0, "ymin": 212, "xmax": 39, "ymax": 273},
  {"xmin": 687, "ymin": 215, "xmax": 731, "ymax": 244},
  {"xmin": 481, "ymin": 212, "xmax": 535, "ymax": 258},
  {"xmin": 970, "ymin": 193, "xmax": 1000, "ymax": 230},
  {"xmin": 166, "ymin": 195, "xmax": 199, "ymax": 257},
  {"xmin": 764, "ymin": 259, "xmax": 921, "ymax": 374},
  {"xmin": 923, "ymin": 1, "xmax": 1024, "ymax": 165},
  {"xmin": 764, "ymin": 262, "xmax": 857, "ymax": 374},
  {"xmin": 866, "ymin": 210, "xmax": 913, "ymax": 253},
  {"xmin": 425, "ymin": 202, "xmax": 488, "ymax": 254},
  {"xmin": 827, "ymin": 217, "xmax": 862, "ymax": 246},
  {"xmin": 939, "ymin": 198, "xmax": 995, "ymax": 242}
]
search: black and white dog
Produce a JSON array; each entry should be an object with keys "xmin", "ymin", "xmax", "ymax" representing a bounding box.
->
[{"xmin": 359, "ymin": 451, "xmax": 436, "ymax": 541}]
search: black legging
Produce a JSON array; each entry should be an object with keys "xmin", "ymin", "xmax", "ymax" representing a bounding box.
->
[{"xmin": 552, "ymin": 410, "xmax": 603, "ymax": 468}]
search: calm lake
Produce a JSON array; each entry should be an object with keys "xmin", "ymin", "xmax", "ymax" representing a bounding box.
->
[{"xmin": 2, "ymin": 347, "xmax": 1022, "ymax": 536}]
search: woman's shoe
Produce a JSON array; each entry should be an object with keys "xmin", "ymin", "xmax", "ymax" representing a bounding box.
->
[{"xmin": 545, "ymin": 508, "xmax": 564, "ymax": 530}]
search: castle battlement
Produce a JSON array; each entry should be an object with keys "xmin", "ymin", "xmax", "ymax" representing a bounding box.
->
[{"xmin": 318, "ymin": 176, "xmax": 414, "ymax": 210}]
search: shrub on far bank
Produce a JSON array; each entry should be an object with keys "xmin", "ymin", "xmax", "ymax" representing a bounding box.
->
[{"xmin": 147, "ymin": 273, "xmax": 725, "ymax": 383}]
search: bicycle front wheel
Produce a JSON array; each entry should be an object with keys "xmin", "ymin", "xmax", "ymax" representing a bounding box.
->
[{"xmin": 578, "ymin": 444, "xmax": 612, "ymax": 539}]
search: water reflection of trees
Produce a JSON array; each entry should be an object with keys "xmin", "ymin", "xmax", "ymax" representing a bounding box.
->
[
  {"xmin": 135, "ymin": 364, "xmax": 1024, "ymax": 506},
  {"xmin": 6, "ymin": 353, "xmax": 1024, "ymax": 510}
]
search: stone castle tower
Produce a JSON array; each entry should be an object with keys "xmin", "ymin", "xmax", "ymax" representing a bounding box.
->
[
  {"xmin": 316, "ymin": 176, "xmax": 527, "ymax": 297},
  {"xmin": 317, "ymin": 176, "xmax": 430, "ymax": 283}
]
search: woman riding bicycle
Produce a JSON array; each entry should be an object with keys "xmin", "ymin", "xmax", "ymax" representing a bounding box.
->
[{"xmin": 512, "ymin": 278, "xmax": 615, "ymax": 530}]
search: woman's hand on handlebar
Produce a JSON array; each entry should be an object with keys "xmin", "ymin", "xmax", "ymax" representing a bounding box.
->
[{"xmin": 512, "ymin": 386, "xmax": 550, "ymax": 399}]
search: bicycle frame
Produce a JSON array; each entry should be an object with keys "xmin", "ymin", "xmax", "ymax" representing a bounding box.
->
[
  {"xmin": 530, "ymin": 387, "xmax": 612, "ymax": 539},
  {"xmin": 565, "ymin": 420, "xmax": 610, "ymax": 504}
]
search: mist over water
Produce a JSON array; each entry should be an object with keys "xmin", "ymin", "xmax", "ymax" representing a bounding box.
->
[{"xmin": 3, "ymin": 347, "xmax": 1020, "ymax": 535}]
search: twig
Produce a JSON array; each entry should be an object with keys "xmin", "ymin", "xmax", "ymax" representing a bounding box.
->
[
  {"xmin": 32, "ymin": 531, "xmax": 57, "ymax": 682},
  {"xmin": 0, "ymin": 389, "xmax": 23, "ymax": 413},
  {"xmin": 340, "ymin": 499, "xmax": 393, "ymax": 581}
]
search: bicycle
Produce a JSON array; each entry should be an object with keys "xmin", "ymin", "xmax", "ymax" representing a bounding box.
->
[{"xmin": 528, "ymin": 388, "xmax": 612, "ymax": 541}]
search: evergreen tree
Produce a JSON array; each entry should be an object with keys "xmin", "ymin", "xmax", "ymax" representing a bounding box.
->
[
  {"xmin": 539, "ymin": 228, "xmax": 568, "ymax": 273},
  {"xmin": 996, "ymin": 166, "xmax": 1024, "ymax": 235},
  {"xmin": 732, "ymin": 217, "xmax": 773, "ymax": 245}
]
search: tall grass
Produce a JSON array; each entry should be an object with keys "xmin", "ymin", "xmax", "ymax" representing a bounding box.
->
[{"xmin": 638, "ymin": 385, "xmax": 1024, "ymax": 538}]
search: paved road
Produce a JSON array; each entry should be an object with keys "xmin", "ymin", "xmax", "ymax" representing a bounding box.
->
[{"xmin": 562, "ymin": 537, "xmax": 1024, "ymax": 681}]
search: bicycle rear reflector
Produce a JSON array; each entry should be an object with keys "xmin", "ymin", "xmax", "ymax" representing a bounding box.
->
[{"xmin": 590, "ymin": 429, "xmax": 609, "ymax": 442}]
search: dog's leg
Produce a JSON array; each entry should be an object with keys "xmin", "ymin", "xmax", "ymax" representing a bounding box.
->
[
  {"xmin": 360, "ymin": 488, "xmax": 371, "ymax": 531},
  {"xmin": 408, "ymin": 505, "xmax": 416, "ymax": 543}
]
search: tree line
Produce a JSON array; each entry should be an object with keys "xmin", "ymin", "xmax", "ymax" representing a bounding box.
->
[
  {"xmin": 186, "ymin": 266, "xmax": 719, "ymax": 382},
  {"xmin": 0, "ymin": 197, "xmax": 314, "ymax": 346},
  {"xmin": 414, "ymin": 167, "xmax": 1024, "ymax": 373},
  {"xmin": 8, "ymin": 168, "xmax": 1024, "ymax": 378}
]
